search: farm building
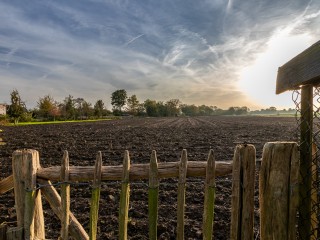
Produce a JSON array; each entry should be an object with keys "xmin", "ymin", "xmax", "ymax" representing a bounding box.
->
[{"xmin": 0, "ymin": 104, "xmax": 6, "ymax": 115}]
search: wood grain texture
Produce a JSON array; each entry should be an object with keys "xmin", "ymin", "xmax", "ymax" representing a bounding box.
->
[
  {"xmin": 119, "ymin": 151, "xmax": 130, "ymax": 240},
  {"xmin": 60, "ymin": 151, "xmax": 70, "ymax": 240},
  {"xmin": 89, "ymin": 151, "xmax": 102, "ymax": 240},
  {"xmin": 148, "ymin": 150, "xmax": 159, "ymax": 240},
  {"xmin": 260, "ymin": 142, "xmax": 299, "ymax": 240},
  {"xmin": 12, "ymin": 149, "xmax": 45, "ymax": 240},
  {"xmin": 230, "ymin": 144, "xmax": 255, "ymax": 240},
  {"xmin": 0, "ymin": 175, "xmax": 13, "ymax": 194},
  {"xmin": 276, "ymin": 40, "xmax": 320, "ymax": 94},
  {"xmin": 177, "ymin": 149, "xmax": 188, "ymax": 240},
  {"xmin": 202, "ymin": 149, "xmax": 216, "ymax": 240},
  {"xmin": 37, "ymin": 161, "xmax": 232, "ymax": 182}
]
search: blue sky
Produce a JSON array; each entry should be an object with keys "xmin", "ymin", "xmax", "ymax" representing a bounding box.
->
[{"xmin": 0, "ymin": 0, "xmax": 319, "ymax": 110}]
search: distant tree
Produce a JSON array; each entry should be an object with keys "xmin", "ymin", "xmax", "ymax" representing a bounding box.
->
[
  {"xmin": 156, "ymin": 101, "xmax": 168, "ymax": 117},
  {"xmin": 181, "ymin": 104, "xmax": 199, "ymax": 116},
  {"xmin": 111, "ymin": 89, "xmax": 127, "ymax": 114},
  {"xmin": 94, "ymin": 99, "xmax": 105, "ymax": 118},
  {"xmin": 37, "ymin": 95, "xmax": 55, "ymax": 119},
  {"xmin": 144, "ymin": 99, "xmax": 158, "ymax": 117},
  {"xmin": 198, "ymin": 105, "xmax": 214, "ymax": 116},
  {"xmin": 62, "ymin": 95, "xmax": 76, "ymax": 120},
  {"xmin": 136, "ymin": 103, "xmax": 146, "ymax": 116},
  {"xmin": 166, "ymin": 99, "xmax": 181, "ymax": 116},
  {"xmin": 82, "ymin": 101, "xmax": 93, "ymax": 118},
  {"xmin": 74, "ymin": 98, "xmax": 85, "ymax": 119},
  {"xmin": 49, "ymin": 102, "xmax": 61, "ymax": 121},
  {"xmin": 126, "ymin": 95, "xmax": 140, "ymax": 115},
  {"xmin": 7, "ymin": 89, "xmax": 26, "ymax": 124}
]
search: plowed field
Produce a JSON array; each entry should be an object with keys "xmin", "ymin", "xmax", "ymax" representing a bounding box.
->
[{"xmin": 0, "ymin": 116, "xmax": 296, "ymax": 239}]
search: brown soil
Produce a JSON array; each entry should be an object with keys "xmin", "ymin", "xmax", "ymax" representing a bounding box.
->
[{"xmin": 0, "ymin": 116, "xmax": 297, "ymax": 239}]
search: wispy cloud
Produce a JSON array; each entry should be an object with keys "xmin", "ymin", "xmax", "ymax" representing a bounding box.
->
[{"xmin": 0, "ymin": 0, "xmax": 319, "ymax": 108}]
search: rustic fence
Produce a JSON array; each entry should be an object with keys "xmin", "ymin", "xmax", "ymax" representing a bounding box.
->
[{"xmin": 0, "ymin": 142, "xmax": 299, "ymax": 240}]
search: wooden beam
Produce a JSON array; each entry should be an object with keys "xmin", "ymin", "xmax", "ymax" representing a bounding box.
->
[
  {"xmin": 37, "ymin": 161, "xmax": 233, "ymax": 182},
  {"xmin": 276, "ymin": 40, "xmax": 320, "ymax": 94},
  {"xmin": 37, "ymin": 178, "xmax": 89, "ymax": 240},
  {"xmin": 0, "ymin": 175, "xmax": 13, "ymax": 194}
]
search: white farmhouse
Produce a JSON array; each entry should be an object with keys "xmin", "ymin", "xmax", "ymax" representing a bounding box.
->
[{"xmin": 0, "ymin": 104, "xmax": 6, "ymax": 115}]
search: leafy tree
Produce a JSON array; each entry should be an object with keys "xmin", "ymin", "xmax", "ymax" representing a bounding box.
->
[
  {"xmin": 144, "ymin": 99, "xmax": 158, "ymax": 117},
  {"xmin": 82, "ymin": 101, "xmax": 93, "ymax": 118},
  {"xmin": 7, "ymin": 89, "xmax": 26, "ymax": 124},
  {"xmin": 62, "ymin": 95, "xmax": 76, "ymax": 120},
  {"xmin": 126, "ymin": 95, "xmax": 140, "ymax": 115},
  {"xmin": 111, "ymin": 89, "xmax": 127, "ymax": 113},
  {"xmin": 198, "ymin": 105, "xmax": 214, "ymax": 115},
  {"xmin": 166, "ymin": 99, "xmax": 181, "ymax": 116},
  {"xmin": 37, "ymin": 95, "xmax": 55, "ymax": 119},
  {"xmin": 49, "ymin": 103, "xmax": 61, "ymax": 121},
  {"xmin": 156, "ymin": 101, "xmax": 168, "ymax": 117},
  {"xmin": 94, "ymin": 99, "xmax": 105, "ymax": 118},
  {"xmin": 181, "ymin": 104, "xmax": 199, "ymax": 116}
]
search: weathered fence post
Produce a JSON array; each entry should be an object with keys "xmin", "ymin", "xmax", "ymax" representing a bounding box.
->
[
  {"xmin": 89, "ymin": 151, "xmax": 102, "ymax": 240},
  {"xmin": 119, "ymin": 150, "xmax": 130, "ymax": 240},
  {"xmin": 148, "ymin": 150, "xmax": 159, "ymax": 240},
  {"xmin": 230, "ymin": 144, "xmax": 256, "ymax": 240},
  {"xmin": 12, "ymin": 149, "xmax": 45, "ymax": 240},
  {"xmin": 299, "ymin": 85, "xmax": 313, "ymax": 239},
  {"xmin": 60, "ymin": 151, "xmax": 70, "ymax": 240},
  {"xmin": 259, "ymin": 142, "xmax": 299, "ymax": 240},
  {"xmin": 177, "ymin": 149, "xmax": 188, "ymax": 240},
  {"xmin": 202, "ymin": 149, "xmax": 216, "ymax": 240}
]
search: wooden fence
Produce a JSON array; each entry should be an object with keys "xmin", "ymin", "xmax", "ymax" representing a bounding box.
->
[{"xmin": 0, "ymin": 142, "xmax": 299, "ymax": 240}]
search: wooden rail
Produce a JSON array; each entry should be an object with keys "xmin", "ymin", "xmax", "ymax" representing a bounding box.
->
[{"xmin": 36, "ymin": 161, "xmax": 232, "ymax": 182}]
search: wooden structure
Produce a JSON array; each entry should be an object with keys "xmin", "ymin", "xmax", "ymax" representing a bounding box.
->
[
  {"xmin": 276, "ymin": 40, "xmax": 320, "ymax": 94},
  {"xmin": 276, "ymin": 40, "xmax": 320, "ymax": 239},
  {"xmin": 0, "ymin": 142, "xmax": 300, "ymax": 239}
]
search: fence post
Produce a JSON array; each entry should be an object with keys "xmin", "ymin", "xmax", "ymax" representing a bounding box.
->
[
  {"xmin": 259, "ymin": 142, "xmax": 299, "ymax": 240},
  {"xmin": 12, "ymin": 149, "xmax": 45, "ymax": 240},
  {"xmin": 202, "ymin": 149, "xmax": 216, "ymax": 240},
  {"xmin": 60, "ymin": 151, "xmax": 70, "ymax": 240},
  {"xmin": 119, "ymin": 150, "xmax": 130, "ymax": 240},
  {"xmin": 148, "ymin": 150, "xmax": 159, "ymax": 240},
  {"xmin": 230, "ymin": 144, "xmax": 256, "ymax": 240},
  {"xmin": 89, "ymin": 151, "xmax": 102, "ymax": 240},
  {"xmin": 177, "ymin": 149, "xmax": 188, "ymax": 240}
]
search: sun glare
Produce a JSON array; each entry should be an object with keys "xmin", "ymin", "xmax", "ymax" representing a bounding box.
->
[{"xmin": 239, "ymin": 30, "xmax": 313, "ymax": 109}]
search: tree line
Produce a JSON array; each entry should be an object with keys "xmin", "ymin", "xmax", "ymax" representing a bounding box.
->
[{"xmin": 2, "ymin": 89, "xmax": 296, "ymax": 124}]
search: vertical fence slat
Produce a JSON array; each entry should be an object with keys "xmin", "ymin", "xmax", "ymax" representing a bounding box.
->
[
  {"xmin": 119, "ymin": 150, "xmax": 130, "ymax": 240},
  {"xmin": 230, "ymin": 146, "xmax": 241, "ymax": 240},
  {"xmin": 260, "ymin": 142, "xmax": 299, "ymax": 240},
  {"xmin": 148, "ymin": 150, "xmax": 159, "ymax": 240},
  {"xmin": 202, "ymin": 149, "xmax": 216, "ymax": 240},
  {"xmin": 60, "ymin": 151, "xmax": 70, "ymax": 240},
  {"xmin": 177, "ymin": 149, "xmax": 188, "ymax": 240},
  {"xmin": 89, "ymin": 151, "xmax": 102, "ymax": 240},
  {"xmin": 230, "ymin": 144, "xmax": 255, "ymax": 240},
  {"xmin": 12, "ymin": 150, "xmax": 45, "ymax": 240}
]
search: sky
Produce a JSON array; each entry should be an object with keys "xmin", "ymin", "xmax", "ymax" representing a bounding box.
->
[{"xmin": 0, "ymin": 0, "xmax": 319, "ymax": 110}]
